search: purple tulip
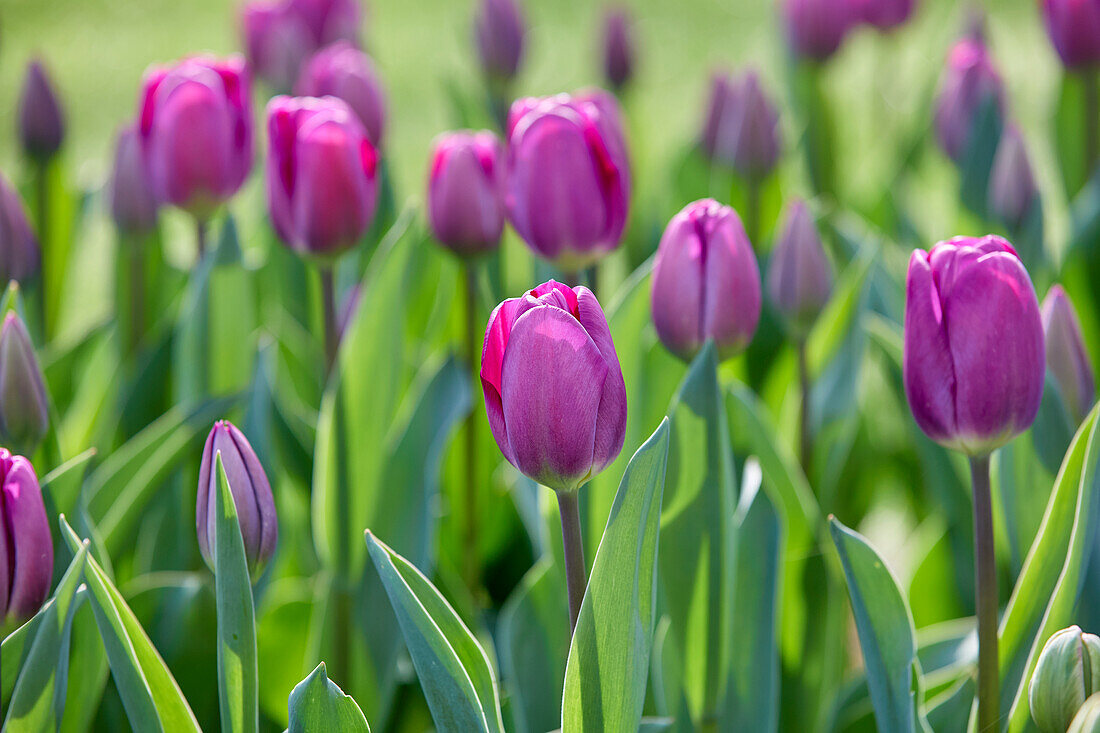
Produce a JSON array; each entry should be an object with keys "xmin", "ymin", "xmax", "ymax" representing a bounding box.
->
[
  {"xmin": 474, "ymin": 0, "xmax": 526, "ymax": 82},
  {"xmin": 242, "ymin": 1, "xmax": 314, "ymax": 92},
  {"xmin": 196, "ymin": 420, "xmax": 278, "ymax": 577},
  {"xmin": 767, "ymin": 199, "xmax": 832, "ymax": 332},
  {"xmin": 266, "ymin": 95, "xmax": 379, "ymax": 257},
  {"xmin": 427, "ymin": 130, "xmax": 505, "ymax": 257},
  {"xmin": 933, "ymin": 37, "xmax": 1004, "ymax": 163},
  {"xmin": 138, "ymin": 55, "xmax": 254, "ymax": 220},
  {"xmin": 0, "ymin": 174, "xmax": 40, "ymax": 285},
  {"xmin": 904, "ymin": 235, "xmax": 1044, "ymax": 455},
  {"xmin": 700, "ymin": 69, "xmax": 782, "ymax": 180},
  {"xmin": 296, "ymin": 41, "xmax": 387, "ymax": 148},
  {"xmin": 0, "ymin": 313, "xmax": 49, "ymax": 455},
  {"xmin": 481, "ymin": 280, "xmax": 626, "ymax": 492},
  {"xmin": 1042, "ymin": 285, "xmax": 1095, "ymax": 422},
  {"xmin": 506, "ymin": 91, "xmax": 631, "ymax": 270},
  {"xmin": 782, "ymin": 0, "xmax": 855, "ymax": 61},
  {"xmin": 0, "ymin": 449, "xmax": 52, "ymax": 623},
  {"xmin": 17, "ymin": 59, "xmax": 65, "ymax": 161},
  {"xmin": 1041, "ymin": 0, "xmax": 1100, "ymax": 70},
  {"xmin": 109, "ymin": 125, "xmax": 160, "ymax": 235},
  {"xmin": 852, "ymin": 0, "xmax": 917, "ymax": 30},
  {"xmin": 988, "ymin": 125, "xmax": 1037, "ymax": 230},
  {"xmin": 651, "ymin": 199, "xmax": 761, "ymax": 362},
  {"xmin": 602, "ymin": 7, "xmax": 636, "ymax": 91}
]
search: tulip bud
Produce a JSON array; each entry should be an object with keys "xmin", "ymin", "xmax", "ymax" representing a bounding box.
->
[
  {"xmin": 242, "ymin": 1, "xmax": 313, "ymax": 92},
  {"xmin": 0, "ymin": 313, "xmax": 49, "ymax": 455},
  {"xmin": 109, "ymin": 125, "xmax": 160, "ymax": 235},
  {"xmin": 700, "ymin": 69, "xmax": 782, "ymax": 180},
  {"xmin": 988, "ymin": 125, "xmax": 1037, "ymax": 231},
  {"xmin": 296, "ymin": 41, "xmax": 387, "ymax": 148},
  {"xmin": 266, "ymin": 95, "xmax": 379, "ymax": 258},
  {"xmin": 1029, "ymin": 626, "xmax": 1100, "ymax": 733},
  {"xmin": 474, "ymin": 0, "xmax": 526, "ymax": 82},
  {"xmin": 481, "ymin": 280, "xmax": 626, "ymax": 492},
  {"xmin": 17, "ymin": 59, "xmax": 65, "ymax": 162},
  {"xmin": 138, "ymin": 55, "xmax": 254, "ymax": 220},
  {"xmin": 1040, "ymin": 0, "xmax": 1100, "ymax": 70},
  {"xmin": 904, "ymin": 235, "xmax": 1044, "ymax": 455},
  {"xmin": 0, "ymin": 174, "xmax": 40, "ymax": 285},
  {"xmin": 1042, "ymin": 285, "xmax": 1095, "ymax": 423},
  {"xmin": 505, "ymin": 90, "xmax": 631, "ymax": 270},
  {"xmin": 651, "ymin": 198, "xmax": 761, "ymax": 362},
  {"xmin": 767, "ymin": 199, "xmax": 832, "ymax": 333},
  {"xmin": 852, "ymin": 0, "xmax": 917, "ymax": 30},
  {"xmin": 601, "ymin": 7, "xmax": 636, "ymax": 91},
  {"xmin": 287, "ymin": 0, "xmax": 362, "ymax": 48},
  {"xmin": 196, "ymin": 420, "xmax": 278, "ymax": 577},
  {"xmin": 782, "ymin": 0, "xmax": 854, "ymax": 62},
  {"xmin": 1070, "ymin": 694, "xmax": 1100, "ymax": 733},
  {"xmin": 427, "ymin": 131, "xmax": 504, "ymax": 258},
  {"xmin": 933, "ymin": 37, "xmax": 1004, "ymax": 163},
  {"xmin": 0, "ymin": 449, "xmax": 53, "ymax": 623}
]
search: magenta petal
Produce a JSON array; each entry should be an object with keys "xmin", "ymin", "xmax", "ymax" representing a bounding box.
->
[
  {"xmin": 575, "ymin": 287, "xmax": 626, "ymax": 472},
  {"xmin": 4, "ymin": 457, "xmax": 52, "ymax": 621},
  {"xmin": 903, "ymin": 250, "xmax": 958, "ymax": 445},
  {"xmin": 701, "ymin": 207, "xmax": 760, "ymax": 360},
  {"xmin": 480, "ymin": 297, "xmax": 526, "ymax": 466},
  {"xmin": 651, "ymin": 212, "xmax": 705, "ymax": 360}
]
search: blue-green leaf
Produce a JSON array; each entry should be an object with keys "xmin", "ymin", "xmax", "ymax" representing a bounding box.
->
[{"xmin": 288, "ymin": 663, "xmax": 370, "ymax": 733}]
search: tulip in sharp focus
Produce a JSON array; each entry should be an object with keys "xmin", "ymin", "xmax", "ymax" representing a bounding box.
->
[
  {"xmin": 767, "ymin": 199, "xmax": 832, "ymax": 332},
  {"xmin": 139, "ymin": 55, "xmax": 254, "ymax": 220},
  {"xmin": 1043, "ymin": 285, "xmax": 1095, "ymax": 422},
  {"xmin": 109, "ymin": 125, "xmax": 160, "ymax": 235},
  {"xmin": 266, "ymin": 95, "xmax": 379, "ymax": 257},
  {"xmin": 934, "ymin": 37, "xmax": 1004, "ymax": 163},
  {"xmin": 427, "ymin": 130, "xmax": 505, "ymax": 258},
  {"xmin": 296, "ymin": 41, "xmax": 387, "ymax": 148},
  {"xmin": 0, "ymin": 313, "xmax": 49, "ymax": 455},
  {"xmin": 651, "ymin": 199, "xmax": 761, "ymax": 362},
  {"xmin": 0, "ymin": 175, "xmax": 40, "ymax": 285},
  {"xmin": 196, "ymin": 420, "xmax": 278, "ymax": 577},
  {"xmin": 904, "ymin": 235, "xmax": 1044, "ymax": 455},
  {"xmin": 782, "ymin": 0, "xmax": 854, "ymax": 61},
  {"xmin": 481, "ymin": 280, "xmax": 626, "ymax": 492},
  {"xmin": 988, "ymin": 125, "xmax": 1037, "ymax": 231},
  {"xmin": 601, "ymin": 7, "xmax": 636, "ymax": 92},
  {"xmin": 1040, "ymin": 0, "xmax": 1100, "ymax": 70},
  {"xmin": 18, "ymin": 59, "xmax": 65, "ymax": 162},
  {"xmin": 1029, "ymin": 626, "xmax": 1100, "ymax": 733},
  {"xmin": 474, "ymin": 0, "xmax": 526, "ymax": 82},
  {"xmin": 0, "ymin": 449, "xmax": 52, "ymax": 623},
  {"xmin": 506, "ymin": 90, "xmax": 630, "ymax": 270},
  {"xmin": 701, "ymin": 69, "xmax": 782, "ymax": 181},
  {"xmin": 852, "ymin": 0, "xmax": 917, "ymax": 30}
]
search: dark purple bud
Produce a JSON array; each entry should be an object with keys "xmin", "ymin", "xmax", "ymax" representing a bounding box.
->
[
  {"xmin": 0, "ymin": 449, "xmax": 53, "ymax": 623},
  {"xmin": 0, "ymin": 175, "xmax": 40, "ymax": 285},
  {"xmin": 852, "ymin": 0, "xmax": 917, "ymax": 30},
  {"xmin": 1041, "ymin": 0, "xmax": 1100, "ymax": 70},
  {"xmin": 602, "ymin": 7, "xmax": 636, "ymax": 91},
  {"xmin": 109, "ymin": 125, "xmax": 160, "ymax": 235},
  {"xmin": 474, "ymin": 0, "xmax": 526, "ymax": 82},
  {"xmin": 988, "ymin": 124, "xmax": 1037, "ymax": 231},
  {"xmin": 295, "ymin": 41, "xmax": 387, "ymax": 148},
  {"xmin": 1042, "ymin": 285, "xmax": 1095, "ymax": 423},
  {"xmin": 767, "ymin": 199, "xmax": 833, "ymax": 332},
  {"xmin": 0, "ymin": 313, "xmax": 49, "ymax": 455},
  {"xmin": 701, "ymin": 69, "xmax": 782, "ymax": 180},
  {"xmin": 427, "ymin": 130, "xmax": 505, "ymax": 258},
  {"xmin": 933, "ymin": 37, "xmax": 1004, "ymax": 163},
  {"xmin": 18, "ymin": 59, "xmax": 65, "ymax": 161},
  {"xmin": 782, "ymin": 0, "xmax": 855, "ymax": 61},
  {"xmin": 242, "ymin": 0, "xmax": 313, "ymax": 92}
]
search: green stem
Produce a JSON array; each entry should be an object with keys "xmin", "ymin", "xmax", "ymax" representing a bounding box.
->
[
  {"xmin": 196, "ymin": 219, "xmax": 208, "ymax": 262},
  {"xmin": 556, "ymin": 490, "xmax": 587, "ymax": 634},
  {"xmin": 33, "ymin": 162, "xmax": 48, "ymax": 339},
  {"xmin": 970, "ymin": 454, "xmax": 999, "ymax": 733},
  {"xmin": 463, "ymin": 263, "xmax": 480, "ymax": 592},
  {"xmin": 128, "ymin": 234, "xmax": 146, "ymax": 358},
  {"xmin": 320, "ymin": 266, "xmax": 339, "ymax": 374},
  {"xmin": 743, "ymin": 176, "xmax": 762, "ymax": 250},
  {"xmin": 331, "ymin": 394, "xmax": 351, "ymax": 688},
  {"xmin": 1085, "ymin": 70, "xmax": 1099, "ymax": 177},
  {"xmin": 797, "ymin": 339, "xmax": 812, "ymax": 476}
]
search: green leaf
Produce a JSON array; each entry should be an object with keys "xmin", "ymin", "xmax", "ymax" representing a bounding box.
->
[
  {"xmin": 40, "ymin": 448, "xmax": 96, "ymax": 517},
  {"xmin": 958, "ymin": 94, "xmax": 1003, "ymax": 219},
  {"xmin": 1054, "ymin": 73, "xmax": 1096, "ymax": 197},
  {"xmin": 364, "ymin": 532, "xmax": 504, "ymax": 733},
  {"xmin": 806, "ymin": 244, "xmax": 873, "ymax": 378},
  {"xmin": 288, "ymin": 663, "xmax": 370, "ymax": 733},
  {"xmin": 563, "ymin": 418, "xmax": 670, "ymax": 732},
  {"xmin": 213, "ymin": 454, "xmax": 259, "ymax": 733}
]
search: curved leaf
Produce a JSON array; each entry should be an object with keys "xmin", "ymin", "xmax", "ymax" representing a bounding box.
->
[{"xmin": 288, "ymin": 663, "xmax": 370, "ymax": 733}]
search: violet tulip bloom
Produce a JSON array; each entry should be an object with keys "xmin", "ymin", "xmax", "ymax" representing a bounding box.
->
[
  {"xmin": 474, "ymin": 0, "xmax": 526, "ymax": 82},
  {"xmin": 852, "ymin": 0, "xmax": 916, "ymax": 30},
  {"xmin": 933, "ymin": 37, "xmax": 1004, "ymax": 163},
  {"xmin": 1040, "ymin": 0, "xmax": 1100, "ymax": 69},
  {"xmin": 904, "ymin": 235, "xmax": 1044, "ymax": 455},
  {"xmin": 266, "ymin": 95, "xmax": 379, "ymax": 257},
  {"xmin": 17, "ymin": 59, "xmax": 64, "ymax": 162},
  {"xmin": 109, "ymin": 125, "xmax": 160, "ymax": 235},
  {"xmin": 700, "ymin": 69, "xmax": 782, "ymax": 180},
  {"xmin": 196, "ymin": 420, "xmax": 278, "ymax": 577},
  {"xmin": 651, "ymin": 199, "xmax": 761, "ymax": 362},
  {"xmin": 138, "ymin": 55, "xmax": 254, "ymax": 220},
  {"xmin": 782, "ymin": 0, "xmax": 854, "ymax": 61},
  {"xmin": 767, "ymin": 199, "xmax": 832, "ymax": 332},
  {"xmin": 988, "ymin": 125, "xmax": 1037, "ymax": 231},
  {"xmin": 481, "ymin": 280, "xmax": 626, "ymax": 492},
  {"xmin": 296, "ymin": 41, "xmax": 387, "ymax": 148},
  {"xmin": 0, "ymin": 313, "xmax": 49, "ymax": 455},
  {"xmin": 1042, "ymin": 285, "xmax": 1095, "ymax": 423},
  {"xmin": 506, "ymin": 91, "xmax": 631, "ymax": 270},
  {"xmin": 0, "ymin": 175, "xmax": 40, "ymax": 285},
  {"xmin": 241, "ymin": 0, "xmax": 362, "ymax": 90},
  {"xmin": 427, "ymin": 130, "xmax": 505, "ymax": 257},
  {"xmin": 602, "ymin": 7, "xmax": 636, "ymax": 91},
  {"xmin": 0, "ymin": 449, "xmax": 52, "ymax": 623}
]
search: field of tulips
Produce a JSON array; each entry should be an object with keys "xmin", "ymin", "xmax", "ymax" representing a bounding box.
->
[{"xmin": 5, "ymin": 0, "xmax": 1100, "ymax": 731}]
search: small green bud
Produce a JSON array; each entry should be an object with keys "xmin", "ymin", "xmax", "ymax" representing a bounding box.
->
[{"xmin": 1030, "ymin": 626, "xmax": 1100, "ymax": 733}]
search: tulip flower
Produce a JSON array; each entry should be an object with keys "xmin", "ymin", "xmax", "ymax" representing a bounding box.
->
[
  {"xmin": 767, "ymin": 199, "xmax": 832, "ymax": 333},
  {"xmin": 0, "ymin": 175, "xmax": 40, "ymax": 285},
  {"xmin": 933, "ymin": 37, "xmax": 1004, "ymax": 163},
  {"xmin": 505, "ymin": 91, "xmax": 631, "ymax": 270},
  {"xmin": 0, "ymin": 313, "xmax": 49, "ymax": 455},
  {"xmin": 651, "ymin": 199, "xmax": 761, "ymax": 363},
  {"xmin": 601, "ymin": 7, "xmax": 636, "ymax": 92},
  {"xmin": 988, "ymin": 124, "xmax": 1037, "ymax": 231},
  {"xmin": 109, "ymin": 125, "xmax": 159, "ymax": 235},
  {"xmin": 241, "ymin": 0, "xmax": 362, "ymax": 90},
  {"xmin": 1029, "ymin": 626, "xmax": 1100, "ymax": 733},
  {"xmin": 427, "ymin": 130, "xmax": 505, "ymax": 258},
  {"xmin": 196, "ymin": 420, "xmax": 278, "ymax": 577},
  {"xmin": 0, "ymin": 449, "xmax": 52, "ymax": 623},
  {"xmin": 474, "ymin": 0, "xmax": 525, "ymax": 83},
  {"xmin": 852, "ymin": 0, "xmax": 917, "ymax": 30},
  {"xmin": 266, "ymin": 95, "xmax": 379, "ymax": 258},
  {"xmin": 782, "ymin": 0, "xmax": 854, "ymax": 61},
  {"xmin": 296, "ymin": 41, "xmax": 387, "ymax": 148},
  {"xmin": 1042, "ymin": 286, "xmax": 1095, "ymax": 422},
  {"xmin": 17, "ymin": 59, "xmax": 65, "ymax": 162},
  {"xmin": 700, "ymin": 69, "xmax": 782, "ymax": 182},
  {"xmin": 1040, "ymin": 0, "xmax": 1100, "ymax": 70}
]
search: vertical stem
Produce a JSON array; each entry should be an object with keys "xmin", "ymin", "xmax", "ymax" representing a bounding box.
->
[
  {"xmin": 33, "ymin": 162, "xmax": 48, "ymax": 338},
  {"xmin": 556, "ymin": 490, "xmax": 587, "ymax": 634},
  {"xmin": 970, "ymin": 454, "xmax": 999, "ymax": 733},
  {"xmin": 320, "ymin": 266, "xmax": 339, "ymax": 374},
  {"xmin": 196, "ymin": 219, "xmax": 208, "ymax": 262},
  {"xmin": 744, "ymin": 176, "xmax": 762, "ymax": 251},
  {"xmin": 1085, "ymin": 70, "xmax": 1099, "ymax": 177},
  {"xmin": 331, "ymin": 395, "xmax": 351, "ymax": 688},
  {"xmin": 463, "ymin": 262, "xmax": 480, "ymax": 592},
  {"xmin": 128, "ymin": 235, "xmax": 146, "ymax": 357},
  {"xmin": 797, "ymin": 338, "xmax": 813, "ymax": 476}
]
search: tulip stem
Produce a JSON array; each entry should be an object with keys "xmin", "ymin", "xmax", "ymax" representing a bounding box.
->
[
  {"xmin": 196, "ymin": 219, "xmax": 208, "ymax": 262},
  {"xmin": 970, "ymin": 454, "xmax": 1000, "ymax": 733},
  {"xmin": 128, "ymin": 234, "xmax": 146, "ymax": 358},
  {"xmin": 556, "ymin": 490, "xmax": 587, "ymax": 634},
  {"xmin": 463, "ymin": 263, "xmax": 480, "ymax": 593},
  {"xmin": 1085, "ymin": 70, "xmax": 1099, "ymax": 177},
  {"xmin": 320, "ymin": 266, "xmax": 339, "ymax": 374},
  {"xmin": 797, "ymin": 338, "xmax": 813, "ymax": 475},
  {"xmin": 744, "ymin": 176, "xmax": 762, "ymax": 250}
]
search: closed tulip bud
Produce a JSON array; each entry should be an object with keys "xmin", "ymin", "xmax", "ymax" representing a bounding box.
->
[
  {"xmin": 474, "ymin": 0, "xmax": 526, "ymax": 82},
  {"xmin": 1041, "ymin": 0, "xmax": 1100, "ymax": 70},
  {"xmin": 17, "ymin": 59, "xmax": 64, "ymax": 162},
  {"xmin": 767, "ymin": 199, "xmax": 832, "ymax": 332},
  {"xmin": 701, "ymin": 69, "xmax": 782, "ymax": 180},
  {"xmin": 196, "ymin": 420, "xmax": 278, "ymax": 577},
  {"xmin": 506, "ymin": 91, "xmax": 631, "ymax": 270},
  {"xmin": 427, "ymin": 130, "xmax": 505, "ymax": 257},
  {"xmin": 934, "ymin": 37, "xmax": 1004, "ymax": 163},
  {"xmin": 988, "ymin": 125, "xmax": 1037, "ymax": 230},
  {"xmin": 1070, "ymin": 694, "xmax": 1100, "ymax": 733},
  {"xmin": 904, "ymin": 235, "xmax": 1044, "ymax": 455},
  {"xmin": 296, "ymin": 41, "xmax": 387, "ymax": 148},
  {"xmin": 852, "ymin": 0, "xmax": 917, "ymax": 30},
  {"xmin": 0, "ymin": 313, "xmax": 49, "ymax": 455},
  {"xmin": 602, "ymin": 7, "xmax": 636, "ymax": 91},
  {"xmin": 266, "ymin": 95, "xmax": 379, "ymax": 257},
  {"xmin": 1042, "ymin": 286, "xmax": 1095, "ymax": 422},
  {"xmin": 242, "ymin": 1, "xmax": 313, "ymax": 92},
  {"xmin": 481, "ymin": 280, "xmax": 626, "ymax": 492},
  {"xmin": 782, "ymin": 0, "xmax": 854, "ymax": 61},
  {"xmin": 651, "ymin": 199, "xmax": 761, "ymax": 362},
  {"xmin": 109, "ymin": 125, "xmax": 159, "ymax": 235},
  {"xmin": 0, "ymin": 175, "xmax": 40, "ymax": 285},
  {"xmin": 0, "ymin": 449, "xmax": 52, "ymax": 623},
  {"xmin": 1029, "ymin": 626, "xmax": 1100, "ymax": 733},
  {"xmin": 138, "ymin": 55, "xmax": 254, "ymax": 220},
  {"xmin": 287, "ymin": 0, "xmax": 362, "ymax": 48}
]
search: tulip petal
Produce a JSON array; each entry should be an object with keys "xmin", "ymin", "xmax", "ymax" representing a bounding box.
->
[
  {"xmin": 3, "ymin": 457, "xmax": 52, "ymax": 620},
  {"xmin": 702, "ymin": 208, "xmax": 760, "ymax": 360},
  {"xmin": 481, "ymin": 297, "xmax": 526, "ymax": 466},
  {"xmin": 651, "ymin": 212, "xmax": 705, "ymax": 360},
  {"xmin": 576, "ymin": 287, "xmax": 627, "ymax": 472},
  {"xmin": 903, "ymin": 250, "xmax": 958, "ymax": 445}
]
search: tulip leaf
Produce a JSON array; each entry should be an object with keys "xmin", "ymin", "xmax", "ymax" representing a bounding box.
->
[
  {"xmin": 288, "ymin": 662, "xmax": 370, "ymax": 733},
  {"xmin": 1055, "ymin": 73, "xmax": 1095, "ymax": 198},
  {"xmin": 562, "ymin": 417, "xmax": 670, "ymax": 732},
  {"xmin": 806, "ymin": 243, "xmax": 873, "ymax": 379},
  {"xmin": 40, "ymin": 447, "xmax": 95, "ymax": 518},
  {"xmin": 59, "ymin": 516, "xmax": 200, "ymax": 732},
  {"xmin": 958, "ymin": 94, "xmax": 1003, "ymax": 220},
  {"xmin": 364, "ymin": 531, "xmax": 505, "ymax": 733},
  {"xmin": 213, "ymin": 453, "xmax": 259, "ymax": 733}
]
